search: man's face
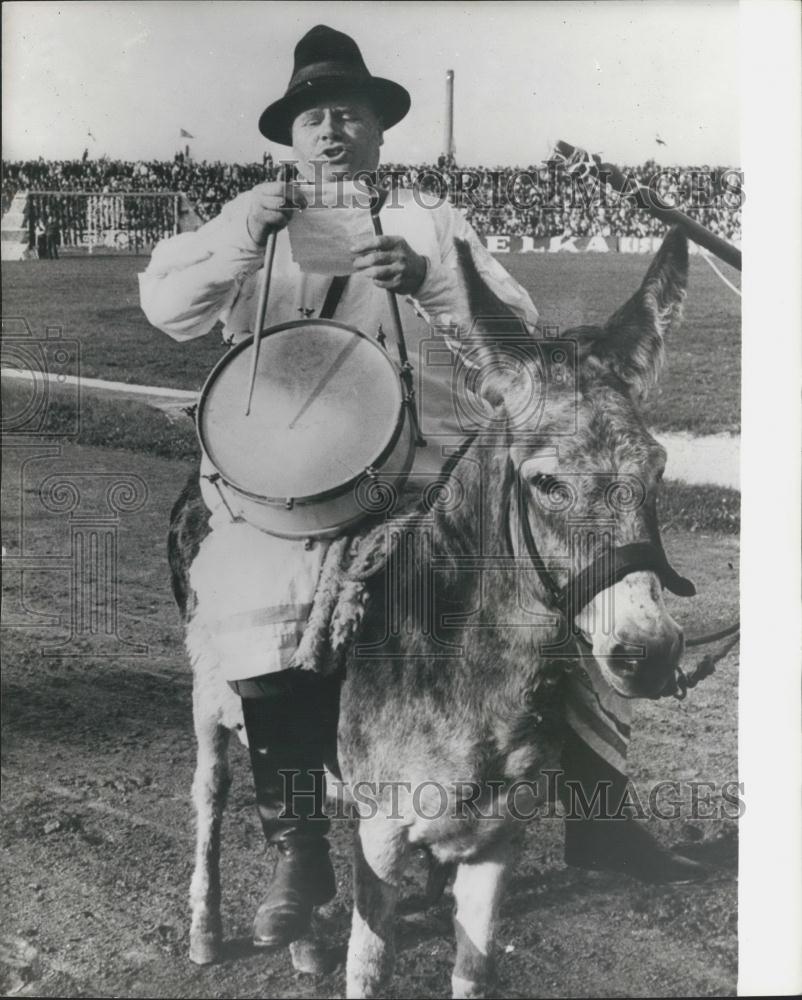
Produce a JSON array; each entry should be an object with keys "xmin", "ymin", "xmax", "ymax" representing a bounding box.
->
[{"xmin": 291, "ymin": 96, "xmax": 383, "ymax": 183}]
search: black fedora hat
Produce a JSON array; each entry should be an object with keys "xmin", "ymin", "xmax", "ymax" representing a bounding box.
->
[{"xmin": 259, "ymin": 25, "xmax": 410, "ymax": 145}]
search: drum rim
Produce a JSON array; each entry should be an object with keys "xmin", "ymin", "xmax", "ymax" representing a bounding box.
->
[
  {"xmin": 197, "ymin": 318, "xmax": 408, "ymax": 506},
  {"xmin": 207, "ymin": 419, "xmax": 416, "ymax": 539}
]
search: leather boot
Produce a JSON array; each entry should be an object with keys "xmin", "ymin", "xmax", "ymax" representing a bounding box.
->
[
  {"xmin": 235, "ymin": 669, "xmax": 341, "ymax": 948},
  {"xmin": 252, "ymin": 832, "xmax": 337, "ymax": 947},
  {"xmin": 560, "ymin": 729, "xmax": 708, "ymax": 883}
]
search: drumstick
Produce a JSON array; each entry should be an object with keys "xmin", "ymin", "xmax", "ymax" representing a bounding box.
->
[
  {"xmin": 244, "ymin": 229, "xmax": 278, "ymax": 415},
  {"xmin": 370, "ymin": 210, "xmax": 426, "ymax": 446},
  {"xmin": 370, "ymin": 213, "xmax": 411, "ymax": 368}
]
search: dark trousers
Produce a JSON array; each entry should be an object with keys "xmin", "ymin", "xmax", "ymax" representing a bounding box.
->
[
  {"xmin": 230, "ymin": 670, "xmax": 341, "ymax": 842},
  {"xmin": 560, "ymin": 727, "xmax": 631, "ymax": 820}
]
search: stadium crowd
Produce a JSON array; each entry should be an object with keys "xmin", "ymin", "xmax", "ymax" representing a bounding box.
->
[{"xmin": 2, "ymin": 153, "xmax": 742, "ymax": 242}]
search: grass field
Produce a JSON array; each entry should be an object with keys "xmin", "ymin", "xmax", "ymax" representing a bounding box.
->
[{"xmin": 1, "ymin": 249, "xmax": 741, "ymax": 433}]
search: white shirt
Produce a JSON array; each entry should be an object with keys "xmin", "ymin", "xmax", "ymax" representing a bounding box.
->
[{"xmin": 139, "ymin": 184, "xmax": 539, "ymax": 471}]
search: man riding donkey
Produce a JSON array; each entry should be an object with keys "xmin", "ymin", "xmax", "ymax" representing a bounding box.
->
[{"xmin": 140, "ymin": 24, "xmax": 705, "ymax": 953}]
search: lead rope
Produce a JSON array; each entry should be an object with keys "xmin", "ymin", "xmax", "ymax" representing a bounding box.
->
[{"xmin": 674, "ymin": 630, "xmax": 740, "ymax": 699}]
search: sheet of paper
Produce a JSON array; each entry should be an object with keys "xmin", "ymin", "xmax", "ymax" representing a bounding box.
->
[{"xmin": 287, "ymin": 181, "xmax": 376, "ymax": 275}]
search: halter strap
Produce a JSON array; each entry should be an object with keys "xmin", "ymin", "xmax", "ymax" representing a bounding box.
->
[
  {"xmin": 508, "ymin": 456, "xmax": 695, "ymax": 617},
  {"xmin": 316, "ymin": 183, "xmax": 389, "ymax": 321},
  {"xmin": 410, "ymin": 442, "xmax": 695, "ymax": 619},
  {"xmin": 559, "ymin": 541, "xmax": 696, "ymax": 617}
]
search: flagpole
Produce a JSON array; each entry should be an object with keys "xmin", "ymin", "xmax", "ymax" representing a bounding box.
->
[{"xmin": 179, "ymin": 129, "xmax": 195, "ymax": 161}]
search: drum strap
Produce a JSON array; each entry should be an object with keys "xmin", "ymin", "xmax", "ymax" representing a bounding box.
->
[
  {"xmin": 316, "ymin": 185, "xmax": 390, "ymax": 319},
  {"xmin": 319, "ymin": 275, "xmax": 350, "ymax": 319},
  {"xmin": 318, "ymin": 185, "xmax": 386, "ymax": 320}
]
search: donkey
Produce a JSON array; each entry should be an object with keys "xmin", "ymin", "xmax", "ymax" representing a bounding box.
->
[{"xmin": 168, "ymin": 226, "xmax": 692, "ymax": 998}]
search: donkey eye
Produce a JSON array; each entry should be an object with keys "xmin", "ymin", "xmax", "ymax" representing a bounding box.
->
[{"xmin": 527, "ymin": 473, "xmax": 577, "ymax": 513}]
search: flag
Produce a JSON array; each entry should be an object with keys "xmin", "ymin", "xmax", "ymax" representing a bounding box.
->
[
  {"xmin": 180, "ymin": 128, "xmax": 195, "ymax": 139},
  {"xmin": 655, "ymin": 135, "xmax": 667, "ymax": 146},
  {"xmin": 87, "ymin": 129, "xmax": 96, "ymax": 141}
]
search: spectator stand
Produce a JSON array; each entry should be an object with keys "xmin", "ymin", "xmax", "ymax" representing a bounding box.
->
[{"xmin": 1, "ymin": 157, "xmax": 741, "ymax": 259}]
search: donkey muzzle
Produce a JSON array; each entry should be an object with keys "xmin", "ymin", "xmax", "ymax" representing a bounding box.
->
[{"xmin": 600, "ymin": 625, "xmax": 685, "ymax": 699}]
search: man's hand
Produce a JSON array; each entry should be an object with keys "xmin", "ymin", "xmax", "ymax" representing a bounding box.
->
[
  {"xmin": 350, "ymin": 235, "xmax": 428, "ymax": 295},
  {"xmin": 246, "ymin": 181, "xmax": 306, "ymax": 246}
]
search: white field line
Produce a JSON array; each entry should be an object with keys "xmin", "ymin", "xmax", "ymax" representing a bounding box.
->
[
  {"xmin": 2, "ymin": 367, "xmax": 740, "ymax": 489},
  {"xmin": 1, "ymin": 366, "xmax": 197, "ymax": 400},
  {"xmin": 656, "ymin": 431, "xmax": 740, "ymax": 490}
]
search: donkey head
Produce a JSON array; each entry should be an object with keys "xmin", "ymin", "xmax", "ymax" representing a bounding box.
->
[{"xmin": 455, "ymin": 228, "xmax": 692, "ymax": 698}]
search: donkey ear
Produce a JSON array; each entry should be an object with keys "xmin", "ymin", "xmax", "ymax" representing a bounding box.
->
[
  {"xmin": 592, "ymin": 226, "xmax": 688, "ymax": 397},
  {"xmin": 454, "ymin": 238, "xmax": 521, "ymax": 322},
  {"xmin": 453, "ymin": 238, "xmax": 532, "ymax": 406}
]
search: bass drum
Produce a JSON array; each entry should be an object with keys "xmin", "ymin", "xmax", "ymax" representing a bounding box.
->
[{"xmin": 197, "ymin": 319, "xmax": 415, "ymax": 539}]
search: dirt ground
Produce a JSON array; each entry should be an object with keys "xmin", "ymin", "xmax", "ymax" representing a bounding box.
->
[{"xmin": 1, "ymin": 443, "xmax": 739, "ymax": 998}]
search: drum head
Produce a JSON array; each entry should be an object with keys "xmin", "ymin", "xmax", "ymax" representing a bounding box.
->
[{"xmin": 199, "ymin": 321, "xmax": 404, "ymax": 501}]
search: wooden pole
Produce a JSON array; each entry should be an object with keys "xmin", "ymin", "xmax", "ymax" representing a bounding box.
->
[
  {"xmin": 554, "ymin": 141, "xmax": 742, "ymax": 272},
  {"xmin": 601, "ymin": 160, "xmax": 742, "ymax": 272}
]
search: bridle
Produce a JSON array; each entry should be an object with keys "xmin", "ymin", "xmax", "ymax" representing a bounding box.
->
[
  {"xmin": 426, "ymin": 434, "xmax": 738, "ymax": 698},
  {"xmin": 500, "ymin": 449, "xmax": 737, "ymax": 701},
  {"xmin": 507, "ymin": 455, "xmax": 697, "ymax": 621}
]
